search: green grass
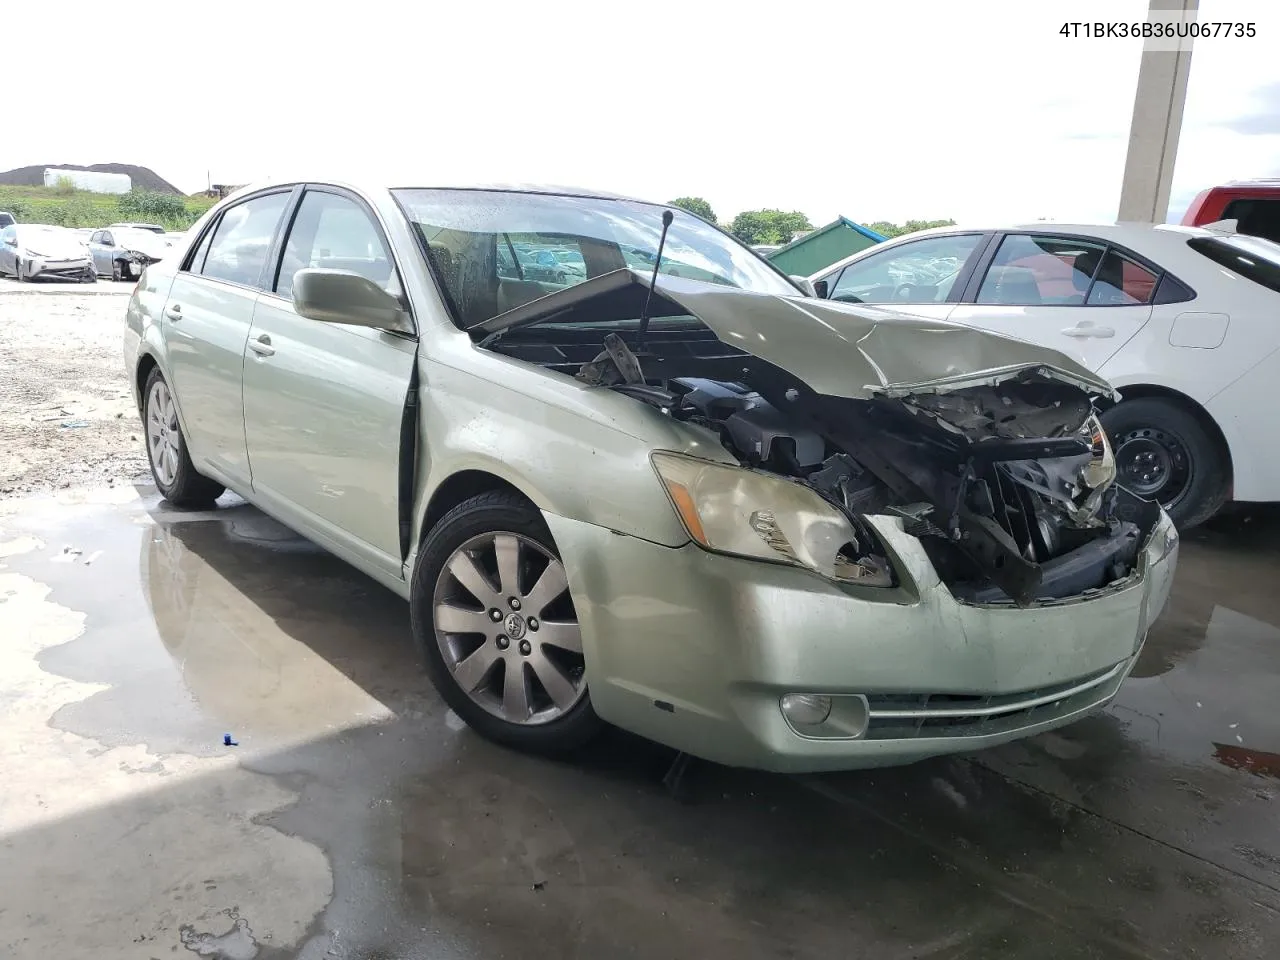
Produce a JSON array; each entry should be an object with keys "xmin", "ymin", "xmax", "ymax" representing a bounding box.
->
[{"xmin": 0, "ymin": 184, "xmax": 218, "ymax": 231}]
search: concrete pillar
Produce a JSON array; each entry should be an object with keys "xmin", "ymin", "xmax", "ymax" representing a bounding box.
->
[{"xmin": 1117, "ymin": 0, "xmax": 1198, "ymax": 223}]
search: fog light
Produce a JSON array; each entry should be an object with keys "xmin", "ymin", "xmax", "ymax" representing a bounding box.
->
[{"xmin": 780, "ymin": 693, "xmax": 832, "ymax": 726}]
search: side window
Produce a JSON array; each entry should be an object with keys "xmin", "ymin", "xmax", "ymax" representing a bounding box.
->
[
  {"xmin": 1086, "ymin": 250, "xmax": 1158, "ymax": 305},
  {"xmin": 186, "ymin": 224, "xmax": 215, "ymax": 275},
  {"xmin": 977, "ymin": 234, "xmax": 1107, "ymax": 306},
  {"xmin": 1223, "ymin": 198, "xmax": 1280, "ymax": 244},
  {"xmin": 275, "ymin": 190, "xmax": 397, "ymax": 300},
  {"xmin": 200, "ymin": 192, "xmax": 290, "ymax": 288},
  {"xmin": 101, "ymin": 231, "xmax": 114, "ymax": 246},
  {"xmin": 829, "ymin": 234, "xmax": 983, "ymax": 304},
  {"xmin": 89, "ymin": 231, "xmax": 102, "ymax": 244}
]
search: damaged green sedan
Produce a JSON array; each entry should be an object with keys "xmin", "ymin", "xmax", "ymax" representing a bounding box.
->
[{"xmin": 123, "ymin": 182, "xmax": 1179, "ymax": 772}]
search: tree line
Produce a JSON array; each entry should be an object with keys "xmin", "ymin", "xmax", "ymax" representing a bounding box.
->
[{"xmin": 668, "ymin": 197, "xmax": 955, "ymax": 245}]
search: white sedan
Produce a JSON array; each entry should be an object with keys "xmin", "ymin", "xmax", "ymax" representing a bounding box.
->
[{"xmin": 808, "ymin": 222, "xmax": 1280, "ymax": 529}]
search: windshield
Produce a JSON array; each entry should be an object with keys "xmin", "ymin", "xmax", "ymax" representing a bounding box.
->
[{"xmin": 392, "ymin": 189, "xmax": 797, "ymax": 329}]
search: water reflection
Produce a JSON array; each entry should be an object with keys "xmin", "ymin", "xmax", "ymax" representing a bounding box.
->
[{"xmin": 139, "ymin": 508, "xmax": 403, "ymax": 746}]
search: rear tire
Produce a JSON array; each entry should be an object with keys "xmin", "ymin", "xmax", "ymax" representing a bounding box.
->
[
  {"xmin": 1101, "ymin": 397, "xmax": 1228, "ymax": 530},
  {"xmin": 409, "ymin": 491, "xmax": 603, "ymax": 756},
  {"xmin": 142, "ymin": 367, "xmax": 225, "ymax": 507}
]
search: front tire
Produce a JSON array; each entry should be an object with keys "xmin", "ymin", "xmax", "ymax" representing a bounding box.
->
[
  {"xmin": 1101, "ymin": 397, "xmax": 1228, "ymax": 530},
  {"xmin": 112, "ymin": 260, "xmax": 123, "ymax": 282},
  {"xmin": 142, "ymin": 367, "xmax": 225, "ymax": 506},
  {"xmin": 14, "ymin": 260, "xmax": 26, "ymax": 282},
  {"xmin": 409, "ymin": 491, "xmax": 602, "ymax": 755}
]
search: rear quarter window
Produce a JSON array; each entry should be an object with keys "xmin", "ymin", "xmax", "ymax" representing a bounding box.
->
[{"xmin": 1188, "ymin": 236, "xmax": 1280, "ymax": 294}]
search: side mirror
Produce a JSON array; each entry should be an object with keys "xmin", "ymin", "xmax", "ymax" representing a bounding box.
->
[
  {"xmin": 3, "ymin": 238, "xmax": 16, "ymax": 247},
  {"xmin": 293, "ymin": 268, "xmax": 413, "ymax": 334},
  {"xmin": 811, "ymin": 278, "xmax": 829, "ymax": 299},
  {"xmin": 789, "ymin": 275, "xmax": 817, "ymax": 297}
]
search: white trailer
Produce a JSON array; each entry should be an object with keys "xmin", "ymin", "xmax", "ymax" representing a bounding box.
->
[{"xmin": 42, "ymin": 169, "xmax": 132, "ymax": 194}]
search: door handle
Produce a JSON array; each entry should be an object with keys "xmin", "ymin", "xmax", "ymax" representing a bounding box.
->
[
  {"xmin": 164, "ymin": 304, "xmax": 182, "ymax": 321},
  {"xmin": 248, "ymin": 334, "xmax": 275, "ymax": 357},
  {"xmin": 1061, "ymin": 323, "xmax": 1115, "ymax": 339}
]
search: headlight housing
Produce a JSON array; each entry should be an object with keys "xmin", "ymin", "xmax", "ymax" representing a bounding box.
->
[{"xmin": 651, "ymin": 452, "xmax": 896, "ymax": 587}]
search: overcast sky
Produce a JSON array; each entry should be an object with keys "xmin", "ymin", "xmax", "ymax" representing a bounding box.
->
[{"xmin": 5, "ymin": 0, "xmax": 1278, "ymax": 226}]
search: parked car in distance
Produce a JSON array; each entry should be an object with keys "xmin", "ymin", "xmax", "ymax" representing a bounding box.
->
[
  {"xmin": 0, "ymin": 223, "xmax": 95, "ymax": 282},
  {"xmin": 89, "ymin": 227, "xmax": 173, "ymax": 281},
  {"xmin": 123, "ymin": 180, "xmax": 1176, "ymax": 773},
  {"xmin": 108, "ymin": 222, "xmax": 167, "ymax": 235},
  {"xmin": 1181, "ymin": 179, "xmax": 1280, "ymax": 243},
  {"xmin": 0, "ymin": 211, "xmax": 16, "ymax": 229},
  {"xmin": 808, "ymin": 221, "xmax": 1280, "ymax": 529}
]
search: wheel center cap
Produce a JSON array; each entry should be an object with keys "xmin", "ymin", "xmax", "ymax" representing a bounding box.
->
[{"xmin": 505, "ymin": 613, "xmax": 528, "ymax": 640}]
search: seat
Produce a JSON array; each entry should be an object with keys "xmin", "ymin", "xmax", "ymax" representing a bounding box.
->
[{"xmin": 980, "ymin": 266, "xmax": 1043, "ymax": 304}]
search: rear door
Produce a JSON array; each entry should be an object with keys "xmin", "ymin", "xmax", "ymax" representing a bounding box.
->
[
  {"xmin": 241, "ymin": 185, "xmax": 417, "ymax": 580},
  {"xmin": 813, "ymin": 232, "xmax": 990, "ymax": 323},
  {"xmin": 946, "ymin": 232, "xmax": 1156, "ymax": 369},
  {"xmin": 160, "ymin": 188, "xmax": 294, "ymax": 487}
]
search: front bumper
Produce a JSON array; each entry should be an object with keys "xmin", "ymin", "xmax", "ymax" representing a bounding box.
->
[
  {"xmin": 545, "ymin": 510, "xmax": 1178, "ymax": 773},
  {"xmin": 27, "ymin": 256, "xmax": 93, "ymax": 279}
]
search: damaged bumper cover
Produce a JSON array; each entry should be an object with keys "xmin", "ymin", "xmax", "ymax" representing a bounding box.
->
[{"xmin": 547, "ymin": 507, "xmax": 1178, "ymax": 773}]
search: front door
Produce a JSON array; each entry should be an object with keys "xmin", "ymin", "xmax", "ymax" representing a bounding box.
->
[
  {"xmin": 241, "ymin": 186, "xmax": 417, "ymax": 580},
  {"xmin": 160, "ymin": 190, "xmax": 292, "ymax": 487},
  {"xmin": 946, "ymin": 233, "xmax": 1156, "ymax": 370}
]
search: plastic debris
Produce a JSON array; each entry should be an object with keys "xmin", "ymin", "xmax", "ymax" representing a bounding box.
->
[
  {"xmin": 223, "ymin": 734, "xmax": 238, "ymax": 747},
  {"xmin": 60, "ymin": 420, "xmax": 90, "ymax": 429}
]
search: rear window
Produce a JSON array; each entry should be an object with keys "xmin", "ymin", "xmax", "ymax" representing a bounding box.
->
[
  {"xmin": 1187, "ymin": 235, "xmax": 1280, "ymax": 294},
  {"xmin": 1223, "ymin": 198, "xmax": 1280, "ymax": 244}
]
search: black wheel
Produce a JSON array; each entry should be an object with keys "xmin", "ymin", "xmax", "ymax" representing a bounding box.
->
[
  {"xmin": 1101, "ymin": 397, "xmax": 1228, "ymax": 529},
  {"xmin": 142, "ymin": 367, "xmax": 225, "ymax": 506},
  {"xmin": 14, "ymin": 259, "xmax": 26, "ymax": 282},
  {"xmin": 112, "ymin": 259, "xmax": 123, "ymax": 282},
  {"xmin": 409, "ymin": 491, "xmax": 603, "ymax": 755}
]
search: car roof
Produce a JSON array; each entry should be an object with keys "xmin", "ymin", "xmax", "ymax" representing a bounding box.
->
[
  {"xmin": 223, "ymin": 178, "xmax": 647, "ymax": 205},
  {"xmin": 809, "ymin": 220, "xmax": 1230, "ymax": 278}
]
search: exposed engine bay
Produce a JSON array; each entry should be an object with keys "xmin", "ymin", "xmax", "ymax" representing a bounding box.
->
[{"xmin": 476, "ymin": 272, "xmax": 1162, "ymax": 608}]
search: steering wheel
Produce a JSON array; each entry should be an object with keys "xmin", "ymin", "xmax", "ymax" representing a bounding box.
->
[{"xmin": 894, "ymin": 283, "xmax": 917, "ymax": 301}]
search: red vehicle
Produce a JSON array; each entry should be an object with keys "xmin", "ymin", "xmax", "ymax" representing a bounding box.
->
[{"xmin": 1181, "ymin": 180, "xmax": 1280, "ymax": 242}]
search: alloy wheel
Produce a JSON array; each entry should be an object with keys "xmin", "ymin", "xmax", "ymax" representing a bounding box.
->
[
  {"xmin": 432, "ymin": 532, "xmax": 585, "ymax": 725},
  {"xmin": 147, "ymin": 379, "xmax": 180, "ymax": 487}
]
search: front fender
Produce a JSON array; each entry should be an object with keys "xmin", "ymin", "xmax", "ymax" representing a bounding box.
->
[{"xmin": 410, "ymin": 355, "xmax": 706, "ymax": 559}]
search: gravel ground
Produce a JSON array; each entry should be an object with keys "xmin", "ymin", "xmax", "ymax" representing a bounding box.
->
[{"xmin": 0, "ymin": 290, "xmax": 150, "ymax": 497}]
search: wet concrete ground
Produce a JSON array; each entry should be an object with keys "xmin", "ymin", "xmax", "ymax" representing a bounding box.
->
[{"xmin": 1, "ymin": 488, "xmax": 1278, "ymax": 959}]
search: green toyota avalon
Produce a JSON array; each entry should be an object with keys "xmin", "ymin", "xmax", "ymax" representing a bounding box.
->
[{"xmin": 123, "ymin": 180, "xmax": 1178, "ymax": 772}]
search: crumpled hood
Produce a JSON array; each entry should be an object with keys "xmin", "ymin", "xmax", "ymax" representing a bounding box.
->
[
  {"xmin": 20, "ymin": 230, "xmax": 88, "ymax": 260},
  {"xmin": 476, "ymin": 269, "xmax": 1116, "ymax": 401}
]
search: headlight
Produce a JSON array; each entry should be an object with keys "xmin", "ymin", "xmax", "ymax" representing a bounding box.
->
[
  {"xmin": 651, "ymin": 452, "xmax": 895, "ymax": 587},
  {"xmin": 1081, "ymin": 414, "xmax": 1116, "ymax": 491}
]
